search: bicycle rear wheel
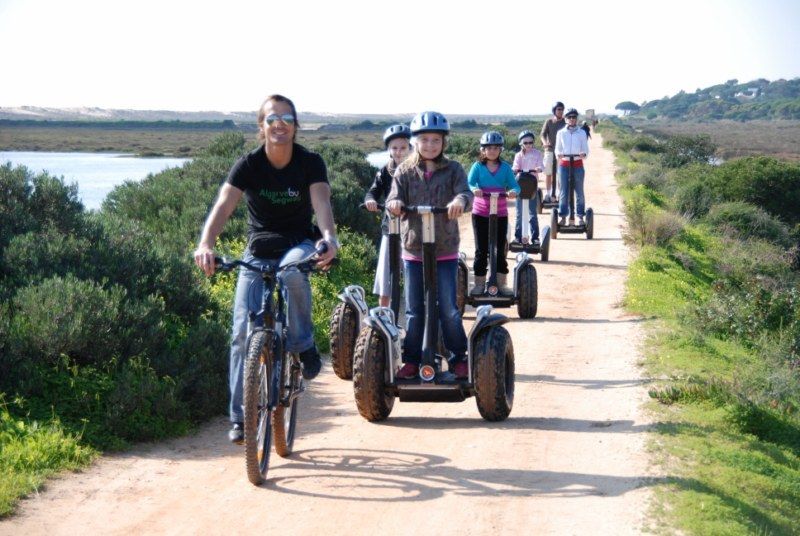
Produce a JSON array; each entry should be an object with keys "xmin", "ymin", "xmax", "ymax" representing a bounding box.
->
[
  {"xmin": 273, "ymin": 349, "xmax": 300, "ymax": 457},
  {"xmin": 244, "ymin": 329, "xmax": 273, "ymax": 485}
]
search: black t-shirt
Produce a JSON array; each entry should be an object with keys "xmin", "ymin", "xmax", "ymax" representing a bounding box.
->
[{"xmin": 226, "ymin": 143, "xmax": 328, "ymax": 241}]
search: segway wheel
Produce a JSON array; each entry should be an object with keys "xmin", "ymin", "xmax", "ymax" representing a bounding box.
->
[
  {"xmin": 540, "ymin": 226, "xmax": 551, "ymax": 262},
  {"xmin": 329, "ymin": 301, "xmax": 357, "ymax": 380},
  {"xmin": 353, "ymin": 326, "xmax": 394, "ymax": 421},
  {"xmin": 473, "ymin": 326, "xmax": 514, "ymax": 421},
  {"xmin": 586, "ymin": 208, "xmax": 594, "ymax": 240},
  {"xmin": 536, "ymin": 188, "xmax": 543, "ymax": 214},
  {"xmin": 550, "ymin": 208, "xmax": 559, "ymax": 239},
  {"xmin": 516, "ymin": 263, "xmax": 538, "ymax": 319},
  {"xmin": 457, "ymin": 262, "xmax": 469, "ymax": 316}
]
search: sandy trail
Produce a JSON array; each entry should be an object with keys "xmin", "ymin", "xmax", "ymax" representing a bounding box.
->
[{"xmin": 2, "ymin": 133, "xmax": 653, "ymax": 535}]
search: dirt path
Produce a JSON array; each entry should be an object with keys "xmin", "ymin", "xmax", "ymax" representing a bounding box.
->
[{"xmin": 2, "ymin": 134, "xmax": 653, "ymax": 535}]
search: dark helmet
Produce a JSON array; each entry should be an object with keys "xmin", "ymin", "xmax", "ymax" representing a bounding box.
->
[
  {"xmin": 410, "ymin": 111, "xmax": 450, "ymax": 135},
  {"xmin": 517, "ymin": 130, "xmax": 535, "ymax": 143},
  {"xmin": 480, "ymin": 131, "xmax": 504, "ymax": 147},
  {"xmin": 382, "ymin": 124, "xmax": 411, "ymax": 147},
  {"xmin": 565, "ymin": 108, "xmax": 579, "ymax": 118},
  {"xmin": 552, "ymin": 101, "xmax": 565, "ymax": 114}
]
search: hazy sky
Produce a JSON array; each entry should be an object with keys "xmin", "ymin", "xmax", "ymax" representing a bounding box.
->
[{"xmin": 1, "ymin": 0, "xmax": 798, "ymax": 115}]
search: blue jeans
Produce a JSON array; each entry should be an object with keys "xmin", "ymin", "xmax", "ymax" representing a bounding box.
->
[
  {"xmin": 514, "ymin": 197, "xmax": 540, "ymax": 241},
  {"xmin": 558, "ymin": 165, "xmax": 586, "ymax": 218},
  {"xmin": 229, "ymin": 240, "xmax": 316, "ymax": 423},
  {"xmin": 403, "ymin": 259, "xmax": 467, "ymax": 364}
]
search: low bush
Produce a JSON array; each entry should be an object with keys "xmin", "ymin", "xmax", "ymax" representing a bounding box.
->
[
  {"xmin": 661, "ymin": 134, "xmax": 717, "ymax": 167},
  {"xmin": 705, "ymin": 201, "xmax": 791, "ymax": 246}
]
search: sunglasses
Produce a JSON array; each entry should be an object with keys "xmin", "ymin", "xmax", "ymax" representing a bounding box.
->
[
  {"xmin": 264, "ymin": 113, "xmax": 296, "ymax": 126},
  {"xmin": 522, "ymin": 141, "xmax": 534, "ymax": 145}
]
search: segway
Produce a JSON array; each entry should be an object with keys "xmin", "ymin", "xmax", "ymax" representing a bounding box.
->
[
  {"xmin": 464, "ymin": 192, "xmax": 538, "ymax": 319},
  {"xmin": 329, "ymin": 204, "xmax": 403, "ymax": 380},
  {"xmin": 352, "ymin": 205, "xmax": 515, "ymax": 422},
  {"xmin": 508, "ymin": 171, "xmax": 551, "ymax": 262},
  {"xmin": 550, "ymin": 155, "xmax": 594, "ymax": 239}
]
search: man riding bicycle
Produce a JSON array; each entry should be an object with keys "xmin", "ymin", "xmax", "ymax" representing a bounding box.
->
[{"xmin": 194, "ymin": 94, "xmax": 338, "ymax": 443}]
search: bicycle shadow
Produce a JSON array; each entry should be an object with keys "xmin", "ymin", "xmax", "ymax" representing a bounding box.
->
[{"xmin": 265, "ymin": 448, "xmax": 660, "ymax": 502}]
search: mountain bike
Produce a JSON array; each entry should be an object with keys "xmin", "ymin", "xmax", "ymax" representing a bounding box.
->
[{"xmin": 215, "ymin": 244, "xmax": 327, "ymax": 485}]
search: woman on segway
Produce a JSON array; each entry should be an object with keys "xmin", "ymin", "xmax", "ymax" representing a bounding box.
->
[
  {"xmin": 386, "ymin": 111, "xmax": 473, "ymax": 380},
  {"xmin": 555, "ymin": 108, "xmax": 590, "ymax": 226},
  {"xmin": 364, "ymin": 124, "xmax": 412, "ymax": 307},
  {"xmin": 511, "ymin": 130, "xmax": 543, "ymax": 246},
  {"xmin": 467, "ymin": 131, "xmax": 520, "ymax": 296}
]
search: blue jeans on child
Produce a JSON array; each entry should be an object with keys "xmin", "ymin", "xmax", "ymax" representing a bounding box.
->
[
  {"xmin": 228, "ymin": 241, "xmax": 316, "ymax": 423},
  {"xmin": 402, "ymin": 259, "xmax": 468, "ymax": 365},
  {"xmin": 558, "ymin": 165, "xmax": 586, "ymax": 219},
  {"xmin": 514, "ymin": 197, "xmax": 540, "ymax": 242}
]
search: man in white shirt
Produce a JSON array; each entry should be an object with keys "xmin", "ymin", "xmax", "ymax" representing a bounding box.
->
[{"xmin": 555, "ymin": 108, "xmax": 590, "ymax": 226}]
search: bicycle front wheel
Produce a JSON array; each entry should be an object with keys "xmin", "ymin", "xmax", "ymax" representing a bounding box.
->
[
  {"xmin": 244, "ymin": 329, "xmax": 273, "ymax": 485},
  {"xmin": 273, "ymin": 349, "xmax": 300, "ymax": 457}
]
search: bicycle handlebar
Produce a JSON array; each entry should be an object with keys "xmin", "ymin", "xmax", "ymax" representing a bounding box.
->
[{"xmin": 214, "ymin": 243, "xmax": 329, "ymax": 274}]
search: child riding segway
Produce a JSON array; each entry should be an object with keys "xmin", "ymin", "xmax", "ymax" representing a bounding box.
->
[
  {"xmin": 352, "ymin": 112, "xmax": 515, "ymax": 422},
  {"xmin": 550, "ymin": 108, "xmax": 594, "ymax": 239},
  {"xmin": 509, "ymin": 130, "xmax": 551, "ymax": 261},
  {"xmin": 464, "ymin": 132, "xmax": 539, "ymax": 319}
]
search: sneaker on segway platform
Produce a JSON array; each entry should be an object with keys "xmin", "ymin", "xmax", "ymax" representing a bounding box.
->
[
  {"xmin": 470, "ymin": 276, "xmax": 486, "ymax": 296},
  {"xmin": 497, "ymin": 273, "xmax": 513, "ymax": 296},
  {"xmin": 299, "ymin": 346, "xmax": 322, "ymax": 380},
  {"xmin": 577, "ymin": 216, "xmax": 585, "ymax": 226},
  {"xmin": 558, "ymin": 217, "xmax": 566, "ymax": 226},
  {"xmin": 396, "ymin": 362, "xmax": 419, "ymax": 379},
  {"xmin": 452, "ymin": 360, "xmax": 468, "ymax": 379}
]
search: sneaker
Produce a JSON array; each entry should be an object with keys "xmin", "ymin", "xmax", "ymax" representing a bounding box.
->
[
  {"xmin": 569, "ymin": 217, "xmax": 576, "ymax": 226},
  {"xmin": 452, "ymin": 360, "xmax": 468, "ymax": 379},
  {"xmin": 228, "ymin": 422, "xmax": 244, "ymax": 444},
  {"xmin": 577, "ymin": 216, "xmax": 585, "ymax": 226},
  {"xmin": 544, "ymin": 195, "xmax": 552, "ymax": 203},
  {"xmin": 299, "ymin": 346, "xmax": 322, "ymax": 380},
  {"xmin": 396, "ymin": 362, "xmax": 419, "ymax": 379},
  {"xmin": 558, "ymin": 217, "xmax": 566, "ymax": 226}
]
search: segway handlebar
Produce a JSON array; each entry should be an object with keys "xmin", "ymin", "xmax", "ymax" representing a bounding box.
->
[
  {"xmin": 476, "ymin": 191, "xmax": 510, "ymax": 199},
  {"xmin": 403, "ymin": 205, "xmax": 449, "ymax": 215}
]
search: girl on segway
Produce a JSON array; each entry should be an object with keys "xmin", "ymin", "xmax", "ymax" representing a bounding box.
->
[
  {"xmin": 364, "ymin": 124, "xmax": 412, "ymax": 307},
  {"xmin": 467, "ymin": 131, "xmax": 520, "ymax": 296},
  {"xmin": 386, "ymin": 111, "xmax": 473, "ymax": 380},
  {"xmin": 511, "ymin": 130, "xmax": 543, "ymax": 246}
]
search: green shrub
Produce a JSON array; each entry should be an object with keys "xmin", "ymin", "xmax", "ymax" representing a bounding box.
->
[
  {"xmin": 8, "ymin": 275, "xmax": 168, "ymax": 370},
  {"xmin": 706, "ymin": 201, "xmax": 791, "ymax": 246},
  {"xmin": 662, "ymin": 134, "xmax": 717, "ymax": 167},
  {"xmin": 672, "ymin": 176, "xmax": 720, "ymax": 219},
  {"xmin": 707, "ymin": 157, "xmax": 800, "ymax": 226}
]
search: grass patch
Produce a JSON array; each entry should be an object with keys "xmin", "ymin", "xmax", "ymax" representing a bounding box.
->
[{"xmin": 0, "ymin": 398, "xmax": 95, "ymax": 516}]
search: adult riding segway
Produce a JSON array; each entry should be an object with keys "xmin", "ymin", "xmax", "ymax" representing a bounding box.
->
[
  {"xmin": 329, "ymin": 204, "xmax": 402, "ymax": 380},
  {"xmin": 463, "ymin": 192, "xmax": 538, "ymax": 319},
  {"xmin": 352, "ymin": 205, "xmax": 515, "ymax": 422},
  {"xmin": 508, "ymin": 171, "xmax": 551, "ymax": 262},
  {"xmin": 550, "ymin": 155, "xmax": 594, "ymax": 239}
]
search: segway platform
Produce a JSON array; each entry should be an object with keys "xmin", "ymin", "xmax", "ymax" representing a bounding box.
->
[{"xmin": 393, "ymin": 376, "xmax": 472, "ymax": 402}]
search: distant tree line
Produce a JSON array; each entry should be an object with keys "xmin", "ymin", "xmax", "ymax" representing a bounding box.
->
[
  {"xmin": 617, "ymin": 78, "xmax": 800, "ymax": 120},
  {"xmin": 0, "ymin": 119, "xmax": 258, "ymax": 131}
]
